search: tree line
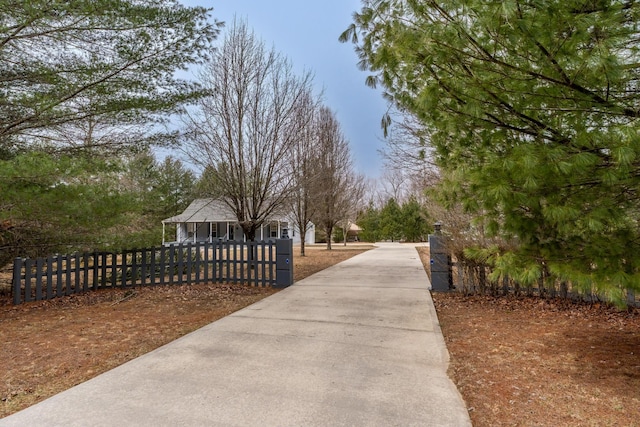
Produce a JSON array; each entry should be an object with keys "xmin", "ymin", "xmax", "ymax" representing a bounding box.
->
[{"xmin": 355, "ymin": 196, "xmax": 432, "ymax": 243}]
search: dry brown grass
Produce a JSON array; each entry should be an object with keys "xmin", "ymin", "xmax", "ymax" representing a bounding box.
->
[{"xmin": 0, "ymin": 245, "xmax": 372, "ymax": 418}]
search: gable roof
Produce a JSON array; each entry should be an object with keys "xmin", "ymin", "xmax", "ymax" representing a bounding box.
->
[
  {"xmin": 162, "ymin": 198, "xmax": 289, "ymax": 224},
  {"xmin": 162, "ymin": 199, "xmax": 234, "ymax": 223}
]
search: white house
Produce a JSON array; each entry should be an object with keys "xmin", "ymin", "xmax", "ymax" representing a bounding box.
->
[{"xmin": 162, "ymin": 198, "xmax": 315, "ymax": 245}]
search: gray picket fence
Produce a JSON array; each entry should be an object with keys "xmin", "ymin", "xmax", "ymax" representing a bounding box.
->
[{"xmin": 12, "ymin": 239, "xmax": 294, "ymax": 305}]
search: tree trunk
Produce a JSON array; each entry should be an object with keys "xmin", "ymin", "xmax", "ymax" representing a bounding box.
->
[
  {"xmin": 244, "ymin": 226, "xmax": 257, "ymax": 242},
  {"xmin": 343, "ymin": 224, "xmax": 347, "ymax": 246},
  {"xmin": 326, "ymin": 225, "xmax": 333, "ymax": 250},
  {"xmin": 242, "ymin": 225, "xmax": 258, "ymax": 266}
]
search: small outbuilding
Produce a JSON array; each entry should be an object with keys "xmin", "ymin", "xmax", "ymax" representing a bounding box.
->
[{"xmin": 346, "ymin": 222, "xmax": 363, "ymax": 242}]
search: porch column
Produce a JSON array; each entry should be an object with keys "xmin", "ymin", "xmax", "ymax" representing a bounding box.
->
[{"xmin": 162, "ymin": 222, "xmax": 166, "ymax": 245}]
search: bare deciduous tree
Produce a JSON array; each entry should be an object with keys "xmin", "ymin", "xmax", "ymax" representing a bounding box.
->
[
  {"xmin": 313, "ymin": 107, "xmax": 360, "ymax": 250},
  {"xmin": 339, "ymin": 172, "xmax": 366, "ymax": 246},
  {"xmin": 379, "ymin": 167, "xmax": 409, "ymax": 205},
  {"xmin": 379, "ymin": 108, "xmax": 436, "ymax": 174},
  {"xmin": 375, "ymin": 162, "xmax": 440, "ymax": 209},
  {"xmin": 375, "ymin": 107, "xmax": 441, "ymax": 208},
  {"xmin": 182, "ymin": 19, "xmax": 314, "ymax": 241},
  {"xmin": 288, "ymin": 90, "xmax": 322, "ymax": 256}
]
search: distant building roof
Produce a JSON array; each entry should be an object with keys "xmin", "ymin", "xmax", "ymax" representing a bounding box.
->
[
  {"xmin": 162, "ymin": 198, "xmax": 289, "ymax": 224},
  {"xmin": 348, "ymin": 222, "xmax": 363, "ymax": 232}
]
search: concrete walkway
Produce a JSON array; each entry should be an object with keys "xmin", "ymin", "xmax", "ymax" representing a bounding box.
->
[{"xmin": 1, "ymin": 243, "xmax": 471, "ymax": 427}]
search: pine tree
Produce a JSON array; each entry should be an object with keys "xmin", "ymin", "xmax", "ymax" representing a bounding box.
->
[
  {"xmin": 0, "ymin": 0, "xmax": 220, "ymax": 152},
  {"xmin": 343, "ymin": 0, "xmax": 640, "ymax": 301},
  {"xmin": 357, "ymin": 203, "xmax": 381, "ymax": 243},
  {"xmin": 0, "ymin": 152, "xmax": 134, "ymax": 265},
  {"xmin": 0, "ymin": 1, "xmax": 217, "ymax": 265},
  {"xmin": 379, "ymin": 198, "xmax": 403, "ymax": 242},
  {"xmin": 401, "ymin": 196, "xmax": 431, "ymax": 242}
]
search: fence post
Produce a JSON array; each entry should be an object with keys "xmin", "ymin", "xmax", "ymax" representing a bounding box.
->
[
  {"xmin": 141, "ymin": 249, "xmax": 147, "ymax": 286},
  {"xmin": 35, "ymin": 258, "xmax": 44, "ymax": 300},
  {"xmin": 83, "ymin": 252, "xmax": 90, "ymax": 292},
  {"xmin": 74, "ymin": 252, "xmax": 81, "ymax": 294},
  {"xmin": 627, "ymin": 289, "xmax": 636, "ymax": 307},
  {"xmin": 57, "ymin": 255, "xmax": 64, "ymax": 296},
  {"xmin": 47, "ymin": 257, "xmax": 54, "ymax": 298},
  {"xmin": 150, "ymin": 247, "xmax": 157, "ymax": 285},
  {"xmin": 428, "ymin": 222, "xmax": 452, "ymax": 292},
  {"xmin": 24, "ymin": 258, "xmax": 34, "ymax": 302},
  {"xmin": 275, "ymin": 239, "xmax": 294, "ymax": 288},
  {"xmin": 12, "ymin": 258, "xmax": 23, "ymax": 305},
  {"xmin": 186, "ymin": 243, "xmax": 194, "ymax": 284},
  {"xmin": 122, "ymin": 249, "xmax": 128, "ymax": 288}
]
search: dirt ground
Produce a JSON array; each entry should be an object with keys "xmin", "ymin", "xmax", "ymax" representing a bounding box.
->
[
  {"xmin": 433, "ymin": 293, "xmax": 640, "ymax": 427},
  {"xmin": 416, "ymin": 246, "xmax": 640, "ymax": 427},
  {"xmin": 0, "ymin": 245, "xmax": 371, "ymax": 418}
]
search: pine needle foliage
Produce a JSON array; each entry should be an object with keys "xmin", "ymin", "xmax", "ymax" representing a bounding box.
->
[
  {"xmin": 343, "ymin": 0, "xmax": 640, "ymax": 303},
  {"xmin": 0, "ymin": 0, "xmax": 221, "ymax": 152}
]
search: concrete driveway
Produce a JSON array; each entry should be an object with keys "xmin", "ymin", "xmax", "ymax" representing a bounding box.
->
[{"xmin": 1, "ymin": 242, "xmax": 471, "ymax": 427}]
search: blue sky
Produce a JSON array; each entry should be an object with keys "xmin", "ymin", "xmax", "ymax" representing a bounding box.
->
[{"xmin": 182, "ymin": 1, "xmax": 388, "ymax": 178}]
